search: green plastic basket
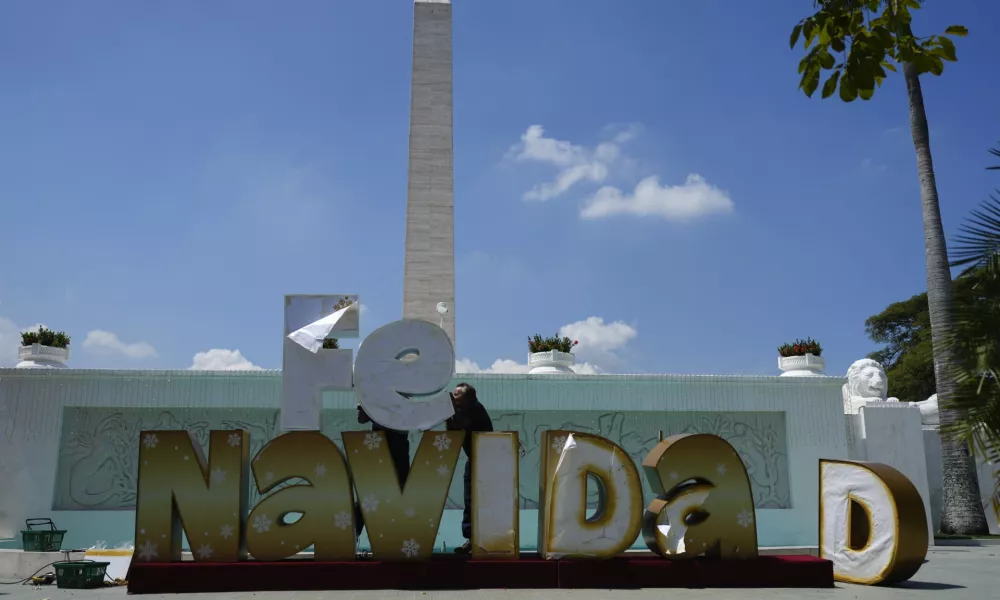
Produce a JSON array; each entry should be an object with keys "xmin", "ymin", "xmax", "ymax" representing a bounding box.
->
[
  {"xmin": 53, "ymin": 561, "xmax": 110, "ymax": 589},
  {"xmin": 20, "ymin": 518, "xmax": 66, "ymax": 552}
]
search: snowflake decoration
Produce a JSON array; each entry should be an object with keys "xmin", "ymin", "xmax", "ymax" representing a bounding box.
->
[
  {"xmin": 142, "ymin": 434, "xmax": 159, "ymax": 450},
  {"xmin": 436, "ymin": 464, "xmax": 450, "ymax": 477},
  {"xmin": 138, "ymin": 540, "xmax": 158, "ymax": 561},
  {"xmin": 737, "ymin": 509, "xmax": 755, "ymax": 529},
  {"xmin": 404, "ymin": 507, "xmax": 416, "ymax": 518},
  {"xmin": 334, "ymin": 511, "xmax": 352, "ymax": 530},
  {"xmin": 195, "ymin": 543, "xmax": 214, "ymax": 559},
  {"xmin": 361, "ymin": 494, "xmax": 379, "ymax": 513},
  {"xmin": 315, "ymin": 463, "xmax": 327, "ymax": 478},
  {"xmin": 252, "ymin": 514, "xmax": 272, "ymax": 534},
  {"xmin": 364, "ymin": 432, "xmax": 382, "ymax": 450},
  {"xmin": 551, "ymin": 435, "xmax": 568, "ymax": 454},
  {"xmin": 432, "ymin": 433, "xmax": 451, "ymax": 452},
  {"xmin": 219, "ymin": 524, "xmax": 234, "ymax": 539},
  {"xmin": 401, "ymin": 538, "xmax": 420, "ymax": 558},
  {"xmin": 227, "ymin": 432, "xmax": 242, "ymax": 447},
  {"xmin": 716, "ymin": 463, "xmax": 727, "ymax": 475},
  {"xmin": 210, "ymin": 468, "xmax": 227, "ymax": 485}
]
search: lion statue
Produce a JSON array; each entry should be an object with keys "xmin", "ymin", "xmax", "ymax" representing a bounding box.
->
[
  {"xmin": 842, "ymin": 358, "xmax": 939, "ymax": 424},
  {"xmin": 842, "ymin": 358, "xmax": 899, "ymax": 414}
]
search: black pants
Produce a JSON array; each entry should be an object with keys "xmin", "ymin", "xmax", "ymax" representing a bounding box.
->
[
  {"xmin": 462, "ymin": 458, "xmax": 472, "ymax": 540},
  {"xmin": 355, "ymin": 429, "xmax": 410, "ymax": 538}
]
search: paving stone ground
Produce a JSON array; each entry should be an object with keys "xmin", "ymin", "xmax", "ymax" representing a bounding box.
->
[{"xmin": 1, "ymin": 546, "xmax": 995, "ymax": 600}]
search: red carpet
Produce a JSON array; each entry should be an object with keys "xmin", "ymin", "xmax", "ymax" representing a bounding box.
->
[{"xmin": 127, "ymin": 554, "xmax": 833, "ymax": 593}]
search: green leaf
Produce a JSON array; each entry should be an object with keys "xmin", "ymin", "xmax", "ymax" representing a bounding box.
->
[
  {"xmin": 839, "ymin": 75, "xmax": 859, "ymax": 102},
  {"xmin": 881, "ymin": 61, "xmax": 898, "ymax": 73},
  {"xmin": 798, "ymin": 55, "xmax": 811, "ymax": 75},
  {"xmin": 945, "ymin": 25, "xmax": 969, "ymax": 37},
  {"xmin": 803, "ymin": 67, "xmax": 822, "ymax": 97},
  {"xmin": 790, "ymin": 24, "xmax": 803, "ymax": 49},
  {"xmin": 859, "ymin": 86, "xmax": 875, "ymax": 101},
  {"xmin": 937, "ymin": 36, "xmax": 958, "ymax": 61},
  {"xmin": 873, "ymin": 26, "xmax": 895, "ymax": 50},
  {"xmin": 804, "ymin": 21, "xmax": 816, "ymax": 48},
  {"xmin": 819, "ymin": 25, "xmax": 831, "ymax": 46},
  {"xmin": 822, "ymin": 71, "xmax": 841, "ymax": 99},
  {"xmin": 819, "ymin": 49, "xmax": 836, "ymax": 69},
  {"xmin": 831, "ymin": 37, "xmax": 846, "ymax": 53}
]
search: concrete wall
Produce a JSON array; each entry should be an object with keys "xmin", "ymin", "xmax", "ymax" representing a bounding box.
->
[
  {"xmin": 846, "ymin": 403, "xmax": 934, "ymax": 543},
  {"xmin": 922, "ymin": 425, "xmax": 1000, "ymax": 535},
  {"xmin": 0, "ymin": 369, "xmax": 849, "ymax": 551}
]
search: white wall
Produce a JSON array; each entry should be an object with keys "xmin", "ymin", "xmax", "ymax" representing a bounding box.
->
[
  {"xmin": 0, "ymin": 369, "xmax": 850, "ymax": 549},
  {"xmin": 847, "ymin": 403, "xmax": 933, "ymax": 543}
]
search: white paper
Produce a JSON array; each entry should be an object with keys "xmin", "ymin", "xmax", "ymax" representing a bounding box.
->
[{"xmin": 287, "ymin": 302, "xmax": 359, "ymax": 353}]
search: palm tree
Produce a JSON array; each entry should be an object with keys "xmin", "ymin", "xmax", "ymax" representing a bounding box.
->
[
  {"xmin": 944, "ymin": 145, "xmax": 1000, "ymax": 509},
  {"xmin": 790, "ymin": 1, "xmax": 988, "ymax": 533}
]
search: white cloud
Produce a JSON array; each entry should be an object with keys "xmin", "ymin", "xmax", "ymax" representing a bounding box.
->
[
  {"xmin": 559, "ymin": 317, "xmax": 637, "ymax": 371},
  {"xmin": 508, "ymin": 124, "xmax": 734, "ymax": 222},
  {"xmin": 456, "ymin": 357, "xmax": 600, "ymax": 375},
  {"xmin": 580, "ymin": 174, "xmax": 734, "ymax": 221},
  {"xmin": 189, "ymin": 349, "xmax": 263, "ymax": 371},
  {"xmin": 82, "ymin": 330, "xmax": 158, "ymax": 359},
  {"xmin": 455, "ymin": 315, "xmax": 637, "ymax": 375},
  {"xmin": 507, "ymin": 125, "xmax": 637, "ymax": 201}
]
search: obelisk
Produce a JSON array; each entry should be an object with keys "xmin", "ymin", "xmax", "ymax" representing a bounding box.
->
[{"xmin": 402, "ymin": 0, "xmax": 456, "ymax": 344}]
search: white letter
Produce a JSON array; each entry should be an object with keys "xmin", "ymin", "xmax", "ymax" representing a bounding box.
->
[{"xmin": 354, "ymin": 319, "xmax": 455, "ymax": 431}]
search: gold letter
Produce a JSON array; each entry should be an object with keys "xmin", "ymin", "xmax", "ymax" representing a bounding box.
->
[
  {"xmin": 819, "ymin": 459, "xmax": 928, "ymax": 585},
  {"xmin": 134, "ymin": 430, "xmax": 249, "ymax": 562},
  {"xmin": 343, "ymin": 430, "xmax": 464, "ymax": 560},
  {"xmin": 538, "ymin": 431, "xmax": 643, "ymax": 559},
  {"xmin": 245, "ymin": 431, "xmax": 356, "ymax": 561},
  {"xmin": 641, "ymin": 434, "xmax": 757, "ymax": 559},
  {"xmin": 471, "ymin": 432, "xmax": 519, "ymax": 559}
]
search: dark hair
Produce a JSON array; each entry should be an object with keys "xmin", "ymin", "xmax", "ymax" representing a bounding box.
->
[{"xmin": 453, "ymin": 382, "xmax": 477, "ymax": 403}]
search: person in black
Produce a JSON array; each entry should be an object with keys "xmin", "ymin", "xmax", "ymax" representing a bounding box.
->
[
  {"xmin": 354, "ymin": 404, "xmax": 411, "ymax": 544},
  {"xmin": 445, "ymin": 382, "xmax": 494, "ymax": 554}
]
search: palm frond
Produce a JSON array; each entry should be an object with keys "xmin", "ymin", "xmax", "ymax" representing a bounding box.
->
[
  {"xmin": 989, "ymin": 142, "xmax": 1000, "ymax": 171},
  {"xmin": 950, "ymin": 192, "xmax": 1000, "ymax": 277}
]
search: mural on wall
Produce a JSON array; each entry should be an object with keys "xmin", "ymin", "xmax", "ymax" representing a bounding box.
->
[{"xmin": 54, "ymin": 407, "xmax": 789, "ymax": 511}]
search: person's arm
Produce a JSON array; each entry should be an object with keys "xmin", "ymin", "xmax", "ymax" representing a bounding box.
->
[
  {"xmin": 357, "ymin": 404, "xmax": 371, "ymax": 425},
  {"xmin": 474, "ymin": 403, "xmax": 493, "ymax": 433}
]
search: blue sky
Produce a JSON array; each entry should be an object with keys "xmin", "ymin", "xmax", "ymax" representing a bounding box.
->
[{"xmin": 1, "ymin": 0, "xmax": 997, "ymax": 379}]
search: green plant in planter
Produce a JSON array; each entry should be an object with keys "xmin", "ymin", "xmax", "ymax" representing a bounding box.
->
[
  {"xmin": 777, "ymin": 337, "xmax": 822, "ymax": 358},
  {"xmin": 528, "ymin": 333, "xmax": 579, "ymax": 354},
  {"xmin": 21, "ymin": 326, "xmax": 71, "ymax": 349},
  {"xmin": 323, "ymin": 297, "xmax": 354, "ymax": 350}
]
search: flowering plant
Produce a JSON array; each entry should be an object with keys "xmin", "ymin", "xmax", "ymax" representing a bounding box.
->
[
  {"xmin": 529, "ymin": 334, "xmax": 579, "ymax": 354},
  {"xmin": 21, "ymin": 326, "xmax": 70, "ymax": 349},
  {"xmin": 777, "ymin": 337, "xmax": 822, "ymax": 357},
  {"xmin": 323, "ymin": 297, "xmax": 353, "ymax": 349}
]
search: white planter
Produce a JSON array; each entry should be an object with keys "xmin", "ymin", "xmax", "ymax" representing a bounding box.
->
[
  {"xmin": 528, "ymin": 350, "xmax": 575, "ymax": 375},
  {"xmin": 16, "ymin": 344, "xmax": 70, "ymax": 369},
  {"xmin": 778, "ymin": 353, "xmax": 825, "ymax": 377}
]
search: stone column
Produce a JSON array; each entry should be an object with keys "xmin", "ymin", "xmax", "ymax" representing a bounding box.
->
[{"xmin": 402, "ymin": 0, "xmax": 456, "ymax": 345}]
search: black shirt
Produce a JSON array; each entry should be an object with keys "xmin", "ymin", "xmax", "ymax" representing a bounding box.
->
[{"xmin": 445, "ymin": 399, "xmax": 494, "ymax": 458}]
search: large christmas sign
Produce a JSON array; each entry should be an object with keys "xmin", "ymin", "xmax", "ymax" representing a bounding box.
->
[{"xmin": 131, "ymin": 295, "xmax": 930, "ymax": 587}]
